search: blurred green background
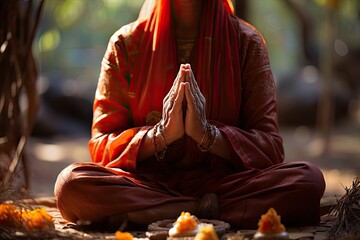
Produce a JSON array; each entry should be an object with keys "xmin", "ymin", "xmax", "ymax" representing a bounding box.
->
[
  {"xmin": 35, "ymin": 0, "xmax": 360, "ymax": 78},
  {"xmin": 33, "ymin": 0, "xmax": 360, "ymax": 137}
]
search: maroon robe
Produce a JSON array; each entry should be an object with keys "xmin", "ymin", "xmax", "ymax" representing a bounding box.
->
[{"xmin": 54, "ymin": 0, "xmax": 325, "ymax": 229}]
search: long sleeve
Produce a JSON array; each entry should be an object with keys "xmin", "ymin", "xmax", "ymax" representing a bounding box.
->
[
  {"xmin": 88, "ymin": 17, "xmax": 284, "ymax": 172},
  {"xmin": 88, "ymin": 27, "xmax": 149, "ymax": 171},
  {"xmin": 220, "ymin": 21, "xmax": 284, "ymax": 170}
]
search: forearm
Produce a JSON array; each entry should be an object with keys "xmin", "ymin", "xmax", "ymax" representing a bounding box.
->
[
  {"xmin": 138, "ymin": 126, "xmax": 235, "ymax": 163},
  {"xmin": 193, "ymin": 126, "xmax": 236, "ymax": 161},
  {"xmin": 208, "ymin": 128, "xmax": 237, "ymax": 160}
]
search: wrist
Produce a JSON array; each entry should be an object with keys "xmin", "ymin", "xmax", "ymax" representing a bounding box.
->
[
  {"xmin": 162, "ymin": 126, "xmax": 184, "ymax": 145},
  {"xmin": 197, "ymin": 124, "xmax": 218, "ymax": 152},
  {"xmin": 151, "ymin": 123, "xmax": 168, "ymax": 162}
]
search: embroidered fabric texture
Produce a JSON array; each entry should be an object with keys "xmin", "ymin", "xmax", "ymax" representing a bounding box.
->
[{"xmin": 177, "ymin": 38, "xmax": 195, "ymax": 64}]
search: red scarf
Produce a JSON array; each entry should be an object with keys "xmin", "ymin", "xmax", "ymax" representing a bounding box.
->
[{"xmin": 131, "ymin": 0, "xmax": 241, "ymax": 126}]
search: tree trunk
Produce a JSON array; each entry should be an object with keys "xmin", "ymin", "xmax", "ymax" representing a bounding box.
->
[{"xmin": 0, "ymin": 0, "xmax": 44, "ymax": 194}]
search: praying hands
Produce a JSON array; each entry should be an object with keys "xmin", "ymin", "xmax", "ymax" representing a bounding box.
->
[
  {"xmin": 160, "ymin": 64, "xmax": 211, "ymax": 148},
  {"xmin": 146, "ymin": 64, "xmax": 230, "ymax": 163},
  {"xmin": 138, "ymin": 64, "xmax": 234, "ymax": 162}
]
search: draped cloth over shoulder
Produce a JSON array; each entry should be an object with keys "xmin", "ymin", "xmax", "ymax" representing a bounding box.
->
[
  {"xmin": 55, "ymin": 0, "xmax": 325, "ymax": 229},
  {"xmin": 88, "ymin": 0, "xmax": 284, "ymax": 171}
]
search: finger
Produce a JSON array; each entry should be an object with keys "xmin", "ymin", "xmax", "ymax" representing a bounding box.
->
[
  {"xmin": 186, "ymin": 69, "xmax": 199, "ymax": 104},
  {"xmin": 173, "ymin": 82, "xmax": 185, "ymax": 112},
  {"xmin": 162, "ymin": 99, "xmax": 170, "ymax": 125},
  {"xmin": 182, "ymin": 63, "xmax": 190, "ymax": 70},
  {"xmin": 164, "ymin": 77, "xmax": 178, "ymax": 104},
  {"xmin": 163, "ymin": 69, "xmax": 186, "ymax": 125},
  {"xmin": 168, "ymin": 68, "xmax": 185, "ymax": 112},
  {"xmin": 171, "ymin": 75, "xmax": 186, "ymax": 115},
  {"xmin": 184, "ymin": 82, "xmax": 196, "ymax": 112},
  {"xmin": 173, "ymin": 66, "xmax": 185, "ymax": 88},
  {"xmin": 188, "ymin": 68, "xmax": 200, "ymax": 97},
  {"xmin": 188, "ymin": 68, "xmax": 206, "ymax": 106},
  {"xmin": 186, "ymin": 72, "xmax": 206, "ymax": 122},
  {"xmin": 175, "ymin": 68, "xmax": 186, "ymax": 94},
  {"xmin": 164, "ymin": 67, "xmax": 184, "ymax": 104},
  {"xmin": 188, "ymin": 67, "xmax": 198, "ymax": 86},
  {"xmin": 164, "ymin": 67, "xmax": 185, "ymax": 107}
]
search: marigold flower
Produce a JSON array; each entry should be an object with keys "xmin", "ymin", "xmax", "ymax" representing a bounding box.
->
[
  {"xmin": 20, "ymin": 208, "xmax": 55, "ymax": 231},
  {"xmin": 115, "ymin": 231, "xmax": 134, "ymax": 240},
  {"xmin": 194, "ymin": 224, "xmax": 219, "ymax": 240},
  {"xmin": 0, "ymin": 203, "xmax": 54, "ymax": 231},
  {"xmin": 174, "ymin": 212, "xmax": 198, "ymax": 233},
  {"xmin": 257, "ymin": 208, "xmax": 286, "ymax": 234},
  {"xmin": 0, "ymin": 204, "xmax": 21, "ymax": 228}
]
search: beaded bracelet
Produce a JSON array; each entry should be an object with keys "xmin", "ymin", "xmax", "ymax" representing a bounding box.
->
[
  {"xmin": 198, "ymin": 124, "xmax": 218, "ymax": 152},
  {"xmin": 198, "ymin": 125, "xmax": 210, "ymax": 151},
  {"xmin": 152, "ymin": 122, "xmax": 167, "ymax": 162},
  {"xmin": 198, "ymin": 124, "xmax": 212, "ymax": 152}
]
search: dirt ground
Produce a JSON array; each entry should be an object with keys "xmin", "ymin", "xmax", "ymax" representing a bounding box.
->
[
  {"xmin": 12, "ymin": 123, "xmax": 357, "ymax": 239},
  {"xmin": 25, "ymin": 124, "xmax": 359, "ymax": 199}
]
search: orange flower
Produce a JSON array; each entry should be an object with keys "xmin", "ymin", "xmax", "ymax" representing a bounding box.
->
[
  {"xmin": 20, "ymin": 208, "xmax": 55, "ymax": 231},
  {"xmin": 115, "ymin": 231, "xmax": 134, "ymax": 240},
  {"xmin": 0, "ymin": 203, "xmax": 54, "ymax": 231},
  {"xmin": 194, "ymin": 224, "xmax": 219, "ymax": 240},
  {"xmin": 174, "ymin": 212, "xmax": 198, "ymax": 233},
  {"xmin": 257, "ymin": 208, "xmax": 286, "ymax": 234},
  {"xmin": 0, "ymin": 204, "xmax": 20, "ymax": 228}
]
